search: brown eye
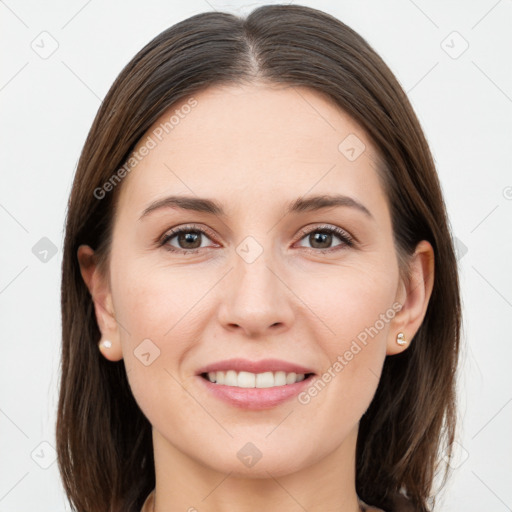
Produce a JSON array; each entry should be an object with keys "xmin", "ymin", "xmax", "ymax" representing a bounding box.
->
[
  {"xmin": 175, "ymin": 231, "xmax": 202, "ymax": 249},
  {"xmin": 308, "ymin": 231, "xmax": 335, "ymax": 249},
  {"xmin": 296, "ymin": 225, "xmax": 354, "ymax": 252},
  {"xmin": 160, "ymin": 225, "xmax": 217, "ymax": 253}
]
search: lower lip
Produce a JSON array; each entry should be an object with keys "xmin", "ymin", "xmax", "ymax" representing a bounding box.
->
[{"xmin": 197, "ymin": 374, "xmax": 315, "ymax": 410}]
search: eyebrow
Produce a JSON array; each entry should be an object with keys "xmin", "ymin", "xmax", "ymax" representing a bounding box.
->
[{"xmin": 139, "ymin": 193, "xmax": 373, "ymax": 221}]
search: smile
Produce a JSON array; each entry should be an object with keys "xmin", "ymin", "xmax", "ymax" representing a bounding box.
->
[{"xmin": 201, "ymin": 370, "xmax": 312, "ymax": 388}]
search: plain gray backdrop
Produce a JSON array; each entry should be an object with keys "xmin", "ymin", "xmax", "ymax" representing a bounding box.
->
[{"xmin": 1, "ymin": 0, "xmax": 511, "ymax": 510}]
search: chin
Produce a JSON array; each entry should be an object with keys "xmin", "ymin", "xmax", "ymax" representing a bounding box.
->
[
  {"xmin": 209, "ymin": 457, "xmax": 306, "ymax": 479},
  {"xmin": 195, "ymin": 439, "xmax": 315, "ymax": 478}
]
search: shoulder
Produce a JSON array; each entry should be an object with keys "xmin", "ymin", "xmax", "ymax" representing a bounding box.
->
[
  {"xmin": 140, "ymin": 489, "xmax": 155, "ymax": 512},
  {"xmin": 359, "ymin": 497, "xmax": 387, "ymax": 511},
  {"xmin": 359, "ymin": 493, "xmax": 417, "ymax": 512}
]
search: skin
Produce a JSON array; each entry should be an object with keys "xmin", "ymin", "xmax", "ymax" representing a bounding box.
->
[{"xmin": 78, "ymin": 82, "xmax": 434, "ymax": 512}]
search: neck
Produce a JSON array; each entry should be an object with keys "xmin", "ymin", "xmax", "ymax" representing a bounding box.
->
[{"xmin": 150, "ymin": 423, "xmax": 362, "ymax": 512}]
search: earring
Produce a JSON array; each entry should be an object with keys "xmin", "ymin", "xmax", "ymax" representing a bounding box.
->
[
  {"xmin": 99, "ymin": 339, "xmax": 112, "ymax": 349},
  {"xmin": 396, "ymin": 332, "xmax": 407, "ymax": 346}
]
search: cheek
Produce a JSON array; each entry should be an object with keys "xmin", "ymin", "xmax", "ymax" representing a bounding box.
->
[
  {"xmin": 109, "ymin": 253, "xmax": 218, "ymax": 421},
  {"xmin": 112, "ymin": 255, "xmax": 198, "ymax": 342},
  {"xmin": 300, "ymin": 254, "xmax": 399, "ymax": 348},
  {"xmin": 112, "ymin": 277, "xmax": 196, "ymax": 435},
  {"xmin": 296, "ymin": 259, "xmax": 398, "ymax": 420},
  {"xmin": 332, "ymin": 271, "xmax": 396, "ymax": 348}
]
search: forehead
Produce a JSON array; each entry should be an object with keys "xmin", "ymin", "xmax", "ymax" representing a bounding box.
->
[{"xmin": 116, "ymin": 82, "xmax": 386, "ymax": 219}]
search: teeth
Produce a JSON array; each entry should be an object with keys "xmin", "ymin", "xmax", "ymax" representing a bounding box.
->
[
  {"xmin": 238, "ymin": 371, "xmax": 255, "ymax": 388},
  {"xmin": 256, "ymin": 372, "xmax": 274, "ymax": 388},
  {"xmin": 274, "ymin": 371, "xmax": 287, "ymax": 386},
  {"xmin": 224, "ymin": 370, "xmax": 237, "ymax": 386},
  {"xmin": 205, "ymin": 370, "xmax": 308, "ymax": 387},
  {"xmin": 286, "ymin": 372, "xmax": 296, "ymax": 384}
]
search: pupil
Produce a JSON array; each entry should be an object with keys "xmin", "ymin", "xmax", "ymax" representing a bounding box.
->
[
  {"xmin": 311, "ymin": 232, "xmax": 331, "ymax": 248},
  {"xmin": 179, "ymin": 232, "xmax": 201, "ymax": 248}
]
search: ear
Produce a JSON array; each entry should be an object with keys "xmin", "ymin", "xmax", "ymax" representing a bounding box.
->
[
  {"xmin": 77, "ymin": 245, "xmax": 123, "ymax": 361},
  {"xmin": 387, "ymin": 240, "xmax": 435, "ymax": 355}
]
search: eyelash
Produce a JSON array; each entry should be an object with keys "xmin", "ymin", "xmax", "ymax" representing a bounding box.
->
[{"xmin": 158, "ymin": 223, "xmax": 355, "ymax": 255}]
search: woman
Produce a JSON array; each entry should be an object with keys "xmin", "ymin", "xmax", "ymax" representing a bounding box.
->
[{"xmin": 57, "ymin": 4, "xmax": 461, "ymax": 511}]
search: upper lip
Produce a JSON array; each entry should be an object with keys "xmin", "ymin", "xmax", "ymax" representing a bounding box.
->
[{"xmin": 196, "ymin": 358, "xmax": 316, "ymax": 376}]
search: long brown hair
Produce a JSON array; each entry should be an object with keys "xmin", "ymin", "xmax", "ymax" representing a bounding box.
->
[{"xmin": 57, "ymin": 4, "xmax": 462, "ymax": 511}]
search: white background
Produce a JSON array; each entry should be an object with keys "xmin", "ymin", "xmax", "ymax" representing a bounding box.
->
[{"xmin": 1, "ymin": 1, "xmax": 511, "ymax": 510}]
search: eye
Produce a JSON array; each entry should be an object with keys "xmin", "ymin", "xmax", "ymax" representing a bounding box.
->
[
  {"xmin": 158, "ymin": 223, "xmax": 355, "ymax": 255},
  {"xmin": 295, "ymin": 224, "xmax": 354, "ymax": 252},
  {"xmin": 159, "ymin": 224, "xmax": 218, "ymax": 254}
]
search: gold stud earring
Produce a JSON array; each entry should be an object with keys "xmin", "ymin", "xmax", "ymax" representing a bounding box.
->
[{"xmin": 396, "ymin": 332, "xmax": 407, "ymax": 346}]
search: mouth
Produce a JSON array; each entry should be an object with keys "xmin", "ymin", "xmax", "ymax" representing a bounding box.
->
[
  {"xmin": 195, "ymin": 358, "xmax": 316, "ymax": 410},
  {"xmin": 200, "ymin": 370, "xmax": 315, "ymax": 388}
]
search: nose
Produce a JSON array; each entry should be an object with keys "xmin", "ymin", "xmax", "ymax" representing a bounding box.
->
[{"xmin": 217, "ymin": 244, "xmax": 295, "ymax": 338}]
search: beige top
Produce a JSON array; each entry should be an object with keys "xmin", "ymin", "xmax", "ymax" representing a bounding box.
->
[{"xmin": 140, "ymin": 490, "xmax": 386, "ymax": 511}]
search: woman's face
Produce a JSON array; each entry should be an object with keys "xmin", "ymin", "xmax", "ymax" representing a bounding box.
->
[{"xmin": 101, "ymin": 83, "xmax": 409, "ymax": 476}]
